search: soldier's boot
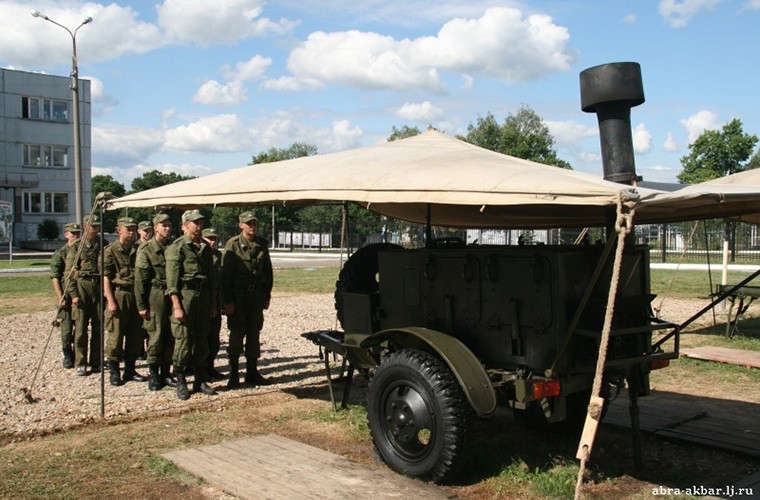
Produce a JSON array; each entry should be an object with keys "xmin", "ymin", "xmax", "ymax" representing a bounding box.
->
[
  {"xmin": 108, "ymin": 360, "xmax": 122, "ymax": 386},
  {"xmin": 175, "ymin": 372, "xmax": 190, "ymax": 400},
  {"xmin": 208, "ymin": 359, "xmax": 225, "ymax": 381},
  {"xmin": 227, "ymin": 358, "xmax": 240, "ymax": 389},
  {"xmin": 62, "ymin": 348, "xmax": 74, "ymax": 369},
  {"xmin": 244, "ymin": 357, "xmax": 272, "ymax": 386},
  {"xmin": 193, "ymin": 368, "xmax": 217, "ymax": 396},
  {"xmin": 147, "ymin": 365, "xmax": 162, "ymax": 391},
  {"xmin": 161, "ymin": 365, "xmax": 178, "ymax": 388},
  {"xmin": 123, "ymin": 360, "xmax": 148, "ymax": 383}
]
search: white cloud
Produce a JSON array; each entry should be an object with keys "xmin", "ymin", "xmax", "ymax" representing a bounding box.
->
[
  {"xmin": 92, "ymin": 124, "xmax": 166, "ymax": 166},
  {"xmin": 664, "ymin": 132, "xmax": 678, "ymax": 152},
  {"xmin": 193, "ymin": 80, "xmax": 248, "ymax": 106},
  {"xmin": 746, "ymin": 0, "xmax": 760, "ymax": 10},
  {"xmin": 222, "ymin": 55, "xmax": 272, "ymax": 81},
  {"xmin": 546, "ymin": 120, "xmax": 597, "ymax": 152},
  {"xmin": 1, "ymin": 2, "xmax": 163, "ymax": 67},
  {"xmin": 261, "ymin": 76, "xmax": 324, "ymax": 92},
  {"xmin": 93, "ymin": 163, "xmax": 212, "ymax": 187},
  {"xmin": 330, "ymin": 120, "xmax": 363, "ymax": 151},
  {"xmin": 84, "ymin": 75, "xmax": 118, "ymax": 116},
  {"xmin": 623, "ymin": 13, "xmax": 638, "ymax": 24},
  {"xmin": 658, "ymin": 0, "xmax": 720, "ymax": 28},
  {"xmin": 157, "ymin": 0, "xmax": 296, "ymax": 45},
  {"xmin": 680, "ymin": 110, "xmax": 720, "ymax": 143},
  {"xmin": 164, "ymin": 114, "xmax": 255, "ymax": 152},
  {"xmin": 632, "ymin": 123, "xmax": 652, "ymax": 155},
  {"xmin": 396, "ymin": 101, "xmax": 443, "ymax": 121},
  {"xmin": 283, "ymin": 7, "xmax": 574, "ymax": 92}
]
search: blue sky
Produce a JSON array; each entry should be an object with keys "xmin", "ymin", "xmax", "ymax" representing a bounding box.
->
[{"xmin": 1, "ymin": 0, "xmax": 759, "ymax": 188}]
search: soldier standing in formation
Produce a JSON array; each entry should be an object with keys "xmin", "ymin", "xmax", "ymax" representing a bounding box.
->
[
  {"xmin": 221, "ymin": 211, "xmax": 273, "ymax": 389},
  {"xmin": 135, "ymin": 213, "xmax": 177, "ymax": 391},
  {"xmin": 136, "ymin": 220, "xmax": 154, "ymax": 360},
  {"xmin": 166, "ymin": 210, "xmax": 217, "ymax": 400},
  {"xmin": 66, "ymin": 214, "xmax": 103, "ymax": 376},
  {"xmin": 102, "ymin": 217, "xmax": 147, "ymax": 386},
  {"xmin": 202, "ymin": 227, "xmax": 225, "ymax": 381},
  {"xmin": 50, "ymin": 222, "xmax": 81, "ymax": 369}
]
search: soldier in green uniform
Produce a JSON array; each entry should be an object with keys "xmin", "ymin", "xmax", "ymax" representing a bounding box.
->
[
  {"xmin": 66, "ymin": 214, "xmax": 103, "ymax": 376},
  {"xmin": 50, "ymin": 222, "xmax": 80, "ymax": 369},
  {"xmin": 135, "ymin": 213, "xmax": 176, "ymax": 391},
  {"xmin": 136, "ymin": 220, "xmax": 154, "ymax": 360},
  {"xmin": 103, "ymin": 217, "xmax": 146, "ymax": 386},
  {"xmin": 202, "ymin": 227, "xmax": 224, "ymax": 381},
  {"xmin": 166, "ymin": 210, "xmax": 217, "ymax": 400},
  {"xmin": 221, "ymin": 211, "xmax": 273, "ymax": 388}
]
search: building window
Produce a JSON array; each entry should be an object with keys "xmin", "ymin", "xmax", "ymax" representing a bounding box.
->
[
  {"xmin": 22, "ymin": 192, "xmax": 69, "ymax": 214},
  {"xmin": 21, "ymin": 96, "xmax": 69, "ymax": 122},
  {"xmin": 23, "ymin": 144, "xmax": 68, "ymax": 167}
]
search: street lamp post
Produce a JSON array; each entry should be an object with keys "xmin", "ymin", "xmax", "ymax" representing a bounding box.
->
[{"xmin": 31, "ymin": 10, "xmax": 92, "ymax": 224}]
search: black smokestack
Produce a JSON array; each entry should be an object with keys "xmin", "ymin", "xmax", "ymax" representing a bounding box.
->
[{"xmin": 580, "ymin": 62, "xmax": 645, "ymax": 185}]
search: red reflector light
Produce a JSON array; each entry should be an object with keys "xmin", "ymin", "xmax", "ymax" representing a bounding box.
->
[
  {"xmin": 650, "ymin": 358, "xmax": 670, "ymax": 370},
  {"xmin": 533, "ymin": 380, "xmax": 561, "ymax": 400}
]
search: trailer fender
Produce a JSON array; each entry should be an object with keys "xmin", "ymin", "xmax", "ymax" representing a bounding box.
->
[{"xmin": 360, "ymin": 327, "xmax": 497, "ymax": 417}]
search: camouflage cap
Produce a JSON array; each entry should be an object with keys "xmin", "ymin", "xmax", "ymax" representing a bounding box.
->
[
  {"xmin": 64, "ymin": 223, "xmax": 81, "ymax": 233},
  {"xmin": 181, "ymin": 209, "xmax": 205, "ymax": 222},
  {"xmin": 83, "ymin": 214, "xmax": 101, "ymax": 226},
  {"xmin": 138, "ymin": 220, "xmax": 152, "ymax": 231},
  {"xmin": 117, "ymin": 217, "xmax": 137, "ymax": 228},
  {"xmin": 238, "ymin": 211, "xmax": 258, "ymax": 223},
  {"xmin": 202, "ymin": 228, "xmax": 219, "ymax": 239},
  {"xmin": 152, "ymin": 213, "xmax": 171, "ymax": 225}
]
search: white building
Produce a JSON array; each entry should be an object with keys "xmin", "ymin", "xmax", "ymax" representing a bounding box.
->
[{"xmin": 0, "ymin": 68, "xmax": 91, "ymax": 244}]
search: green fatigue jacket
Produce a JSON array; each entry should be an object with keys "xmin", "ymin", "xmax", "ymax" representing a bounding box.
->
[
  {"xmin": 220, "ymin": 234, "xmax": 273, "ymax": 305},
  {"xmin": 50, "ymin": 244, "xmax": 69, "ymax": 284},
  {"xmin": 135, "ymin": 238, "xmax": 169, "ymax": 312},
  {"xmin": 65, "ymin": 237, "xmax": 102, "ymax": 299},
  {"xmin": 165, "ymin": 235, "xmax": 214, "ymax": 297},
  {"xmin": 103, "ymin": 240, "xmax": 136, "ymax": 289}
]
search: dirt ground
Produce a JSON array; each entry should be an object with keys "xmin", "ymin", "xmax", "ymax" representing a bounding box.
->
[{"xmin": 1, "ymin": 293, "xmax": 759, "ymax": 499}]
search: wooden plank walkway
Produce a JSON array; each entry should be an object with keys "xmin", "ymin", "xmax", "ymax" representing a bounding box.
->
[
  {"xmin": 163, "ymin": 434, "xmax": 456, "ymax": 500},
  {"xmin": 681, "ymin": 346, "xmax": 760, "ymax": 369},
  {"xmin": 604, "ymin": 392, "xmax": 760, "ymax": 458}
]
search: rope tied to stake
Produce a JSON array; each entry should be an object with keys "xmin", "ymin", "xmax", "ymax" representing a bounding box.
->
[{"xmin": 574, "ymin": 193, "xmax": 636, "ymax": 499}]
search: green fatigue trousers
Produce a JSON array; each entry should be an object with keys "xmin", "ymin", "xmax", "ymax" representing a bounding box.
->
[
  {"xmin": 145, "ymin": 286, "xmax": 174, "ymax": 367},
  {"xmin": 226, "ymin": 289, "xmax": 265, "ymax": 359},
  {"xmin": 105, "ymin": 288, "xmax": 142, "ymax": 363},
  {"xmin": 170, "ymin": 287, "xmax": 210, "ymax": 372},
  {"xmin": 72, "ymin": 278, "xmax": 102, "ymax": 368},
  {"xmin": 57, "ymin": 303, "xmax": 74, "ymax": 352}
]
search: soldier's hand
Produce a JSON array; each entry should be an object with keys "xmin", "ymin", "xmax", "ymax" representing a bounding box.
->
[
  {"xmin": 264, "ymin": 299, "xmax": 271, "ymax": 310},
  {"xmin": 107, "ymin": 300, "xmax": 119, "ymax": 314},
  {"xmin": 71, "ymin": 297, "xmax": 81, "ymax": 307},
  {"xmin": 223, "ymin": 303, "xmax": 235, "ymax": 316},
  {"xmin": 173, "ymin": 306, "xmax": 186, "ymax": 323},
  {"xmin": 138, "ymin": 309, "xmax": 150, "ymax": 320}
]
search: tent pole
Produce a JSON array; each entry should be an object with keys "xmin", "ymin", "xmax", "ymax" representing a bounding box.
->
[{"xmin": 425, "ymin": 204, "xmax": 432, "ymax": 247}]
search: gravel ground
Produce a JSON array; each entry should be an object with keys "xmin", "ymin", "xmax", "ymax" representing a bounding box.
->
[
  {"xmin": 0, "ymin": 294, "xmax": 715, "ymax": 440},
  {"xmin": 0, "ymin": 293, "xmax": 338, "ymax": 439}
]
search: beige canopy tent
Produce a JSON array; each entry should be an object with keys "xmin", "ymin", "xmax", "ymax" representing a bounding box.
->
[{"xmin": 108, "ymin": 130, "xmax": 760, "ymax": 229}]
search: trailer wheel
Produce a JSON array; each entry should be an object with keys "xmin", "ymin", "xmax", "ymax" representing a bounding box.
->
[
  {"xmin": 367, "ymin": 349, "xmax": 471, "ymax": 483},
  {"xmin": 334, "ymin": 243, "xmax": 402, "ymax": 328}
]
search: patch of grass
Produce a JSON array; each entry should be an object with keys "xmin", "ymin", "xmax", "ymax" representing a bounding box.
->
[
  {"xmin": 651, "ymin": 269, "xmax": 759, "ymax": 299},
  {"xmin": 0, "ymin": 258, "xmax": 52, "ymax": 270},
  {"xmin": 488, "ymin": 457, "xmax": 578, "ymax": 499},
  {"xmin": 302, "ymin": 404, "xmax": 369, "ymax": 439},
  {"xmin": 144, "ymin": 456, "xmax": 181, "ymax": 476},
  {"xmin": 1, "ymin": 275, "xmax": 56, "ymax": 316},
  {"xmin": 274, "ymin": 266, "xmax": 339, "ymax": 294}
]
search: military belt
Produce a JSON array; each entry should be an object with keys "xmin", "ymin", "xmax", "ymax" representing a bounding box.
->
[
  {"xmin": 152, "ymin": 281, "xmax": 167, "ymax": 290},
  {"xmin": 183, "ymin": 280, "xmax": 208, "ymax": 291},
  {"xmin": 114, "ymin": 285, "xmax": 134, "ymax": 293},
  {"xmin": 79, "ymin": 275, "xmax": 100, "ymax": 282}
]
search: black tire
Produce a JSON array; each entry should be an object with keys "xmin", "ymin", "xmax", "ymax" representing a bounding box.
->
[
  {"xmin": 334, "ymin": 243, "xmax": 402, "ymax": 328},
  {"xmin": 367, "ymin": 349, "xmax": 472, "ymax": 483}
]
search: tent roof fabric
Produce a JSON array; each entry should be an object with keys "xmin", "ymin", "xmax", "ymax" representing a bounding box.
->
[{"xmin": 109, "ymin": 130, "xmax": 760, "ymax": 229}]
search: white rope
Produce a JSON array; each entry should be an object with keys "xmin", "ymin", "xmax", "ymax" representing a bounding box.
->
[{"xmin": 575, "ymin": 194, "xmax": 636, "ymax": 499}]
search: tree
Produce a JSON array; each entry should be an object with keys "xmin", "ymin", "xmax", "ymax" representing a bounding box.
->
[
  {"xmin": 677, "ymin": 118, "xmax": 759, "ymax": 184},
  {"xmin": 250, "ymin": 143, "xmax": 318, "ymax": 164},
  {"xmin": 459, "ymin": 106, "xmax": 571, "ymax": 169},
  {"xmin": 130, "ymin": 170, "xmax": 195, "ymax": 192},
  {"xmin": 91, "ymin": 175, "xmax": 126, "ymax": 231},
  {"xmin": 387, "ymin": 125, "xmax": 421, "ymax": 142}
]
